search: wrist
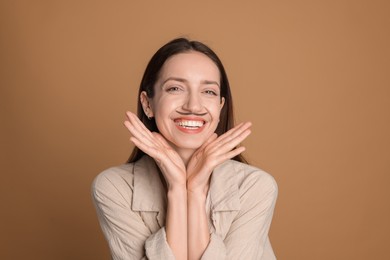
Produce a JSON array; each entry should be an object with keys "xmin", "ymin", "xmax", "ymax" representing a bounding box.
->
[
  {"xmin": 167, "ymin": 185, "xmax": 187, "ymax": 196},
  {"xmin": 187, "ymin": 186, "xmax": 208, "ymax": 201},
  {"xmin": 187, "ymin": 178, "xmax": 210, "ymax": 198}
]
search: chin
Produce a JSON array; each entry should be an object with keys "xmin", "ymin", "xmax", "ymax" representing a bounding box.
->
[{"xmin": 173, "ymin": 139, "xmax": 206, "ymax": 151}]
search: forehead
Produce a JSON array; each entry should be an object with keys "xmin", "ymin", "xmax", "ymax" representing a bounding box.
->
[{"xmin": 158, "ymin": 51, "xmax": 220, "ymax": 81}]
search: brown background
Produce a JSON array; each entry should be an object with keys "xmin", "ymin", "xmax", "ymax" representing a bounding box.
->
[{"xmin": 1, "ymin": 0, "xmax": 389, "ymax": 259}]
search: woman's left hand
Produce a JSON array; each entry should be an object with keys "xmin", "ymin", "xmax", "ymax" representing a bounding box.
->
[{"xmin": 186, "ymin": 122, "xmax": 252, "ymax": 195}]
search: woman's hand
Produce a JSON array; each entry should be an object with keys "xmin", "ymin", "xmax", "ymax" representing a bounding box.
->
[
  {"xmin": 124, "ymin": 111, "xmax": 187, "ymax": 189},
  {"xmin": 186, "ymin": 122, "xmax": 252, "ymax": 195}
]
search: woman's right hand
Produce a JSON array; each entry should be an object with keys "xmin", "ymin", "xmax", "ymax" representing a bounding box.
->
[{"xmin": 124, "ymin": 111, "xmax": 187, "ymax": 190}]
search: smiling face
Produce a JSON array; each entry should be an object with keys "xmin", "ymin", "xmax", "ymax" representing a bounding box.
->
[{"xmin": 141, "ymin": 51, "xmax": 225, "ymax": 158}]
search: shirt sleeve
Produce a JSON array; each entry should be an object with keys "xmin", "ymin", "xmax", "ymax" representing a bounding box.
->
[
  {"xmin": 91, "ymin": 169, "xmax": 175, "ymax": 260},
  {"xmin": 201, "ymin": 170, "xmax": 278, "ymax": 260}
]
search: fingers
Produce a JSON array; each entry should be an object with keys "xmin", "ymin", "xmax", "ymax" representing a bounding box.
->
[
  {"xmin": 127, "ymin": 112, "xmax": 152, "ymax": 134},
  {"xmin": 124, "ymin": 111, "xmax": 165, "ymax": 157},
  {"xmin": 152, "ymin": 132, "xmax": 173, "ymax": 150},
  {"xmin": 199, "ymin": 133, "xmax": 218, "ymax": 150},
  {"xmin": 124, "ymin": 112, "xmax": 160, "ymax": 147},
  {"xmin": 124, "ymin": 111, "xmax": 154, "ymax": 140},
  {"xmin": 218, "ymin": 122, "xmax": 252, "ymax": 146},
  {"xmin": 190, "ymin": 122, "xmax": 251, "ymax": 173},
  {"xmin": 217, "ymin": 146, "xmax": 246, "ymax": 164},
  {"xmin": 205, "ymin": 122, "xmax": 252, "ymax": 155},
  {"xmin": 129, "ymin": 136, "xmax": 160, "ymax": 158}
]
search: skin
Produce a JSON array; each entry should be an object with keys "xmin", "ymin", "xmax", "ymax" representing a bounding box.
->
[{"xmin": 124, "ymin": 51, "xmax": 251, "ymax": 260}]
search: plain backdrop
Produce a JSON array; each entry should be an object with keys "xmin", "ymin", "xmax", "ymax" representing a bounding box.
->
[{"xmin": 1, "ymin": 0, "xmax": 389, "ymax": 259}]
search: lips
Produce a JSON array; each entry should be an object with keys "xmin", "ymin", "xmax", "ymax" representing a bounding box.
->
[{"xmin": 174, "ymin": 118, "xmax": 206, "ymax": 132}]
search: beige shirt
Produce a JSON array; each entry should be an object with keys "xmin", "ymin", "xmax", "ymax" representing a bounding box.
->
[{"xmin": 92, "ymin": 155, "xmax": 277, "ymax": 259}]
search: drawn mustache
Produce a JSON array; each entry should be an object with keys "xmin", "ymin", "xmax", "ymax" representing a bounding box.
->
[{"xmin": 176, "ymin": 111, "xmax": 207, "ymax": 116}]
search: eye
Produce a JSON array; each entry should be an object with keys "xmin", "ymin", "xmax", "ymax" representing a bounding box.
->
[
  {"xmin": 204, "ymin": 90, "xmax": 218, "ymax": 96},
  {"xmin": 166, "ymin": 86, "xmax": 183, "ymax": 93}
]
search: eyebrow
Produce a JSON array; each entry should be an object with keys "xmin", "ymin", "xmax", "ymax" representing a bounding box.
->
[{"xmin": 161, "ymin": 77, "xmax": 220, "ymax": 88}]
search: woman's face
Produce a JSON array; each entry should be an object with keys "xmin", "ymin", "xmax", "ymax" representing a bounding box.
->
[{"xmin": 142, "ymin": 51, "xmax": 225, "ymax": 154}]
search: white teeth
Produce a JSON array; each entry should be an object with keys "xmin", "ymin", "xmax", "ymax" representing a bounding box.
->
[{"xmin": 177, "ymin": 120, "xmax": 204, "ymax": 128}]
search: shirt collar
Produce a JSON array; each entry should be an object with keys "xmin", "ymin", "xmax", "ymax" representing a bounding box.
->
[
  {"xmin": 132, "ymin": 155, "xmax": 166, "ymax": 212},
  {"xmin": 132, "ymin": 155, "xmax": 240, "ymax": 212},
  {"xmin": 209, "ymin": 160, "xmax": 241, "ymax": 212}
]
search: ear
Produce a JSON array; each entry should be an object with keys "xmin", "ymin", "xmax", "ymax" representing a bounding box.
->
[
  {"xmin": 220, "ymin": 97, "xmax": 225, "ymax": 110},
  {"xmin": 217, "ymin": 97, "xmax": 226, "ymax": 123},
  {"xmin": 140, "ymin": 91, "xmax": 154, "ymax": 118}
]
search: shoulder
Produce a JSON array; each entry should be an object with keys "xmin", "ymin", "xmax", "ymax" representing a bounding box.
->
[
  {"xmin": 91, "ymin": 163, "xmax": 135, "ymax": 202},
  {"xmin": 92, "ymin": 163, "xmax": 135, "ymax": 191},
  {"xmin": 91, "ymin": 156, "xmax": 158, "ymax": 203}
]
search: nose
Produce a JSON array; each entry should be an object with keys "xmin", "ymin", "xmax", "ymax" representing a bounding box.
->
[{"xmin": 182, "ymin": 92, "xmax": 203, "ymax": 113}]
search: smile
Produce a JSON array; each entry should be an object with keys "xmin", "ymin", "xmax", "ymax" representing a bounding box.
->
[
  {"xmin": 176, "ymin": 120, "xmax": 204, "ymax": 128},
  {"xmin": 174, "ymin": 118, "xmax": 206, "ymax": 133}
]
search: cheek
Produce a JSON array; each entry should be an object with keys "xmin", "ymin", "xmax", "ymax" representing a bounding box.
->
[
  {"xmin": 151, "ymin": 97, "xmax": 171, "ymax": 115},
  {"xmin": 153, "ymin": 94, "xmax": 182, "ymax": 109},
  {"xmin": 152, "ymin": 98, "xmax": 178, "ymax": 125},
  {"xmin": 209, "ymin": 102, "xmax": 223, "ymax": 118}
]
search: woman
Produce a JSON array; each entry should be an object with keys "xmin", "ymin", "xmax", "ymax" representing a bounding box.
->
[{"xmin": 92, "ymin": 38, "xmax": 278, "ymax": 260}]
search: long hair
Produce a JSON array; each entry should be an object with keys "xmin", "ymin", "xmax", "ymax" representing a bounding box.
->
[{"xmin": 127, "ymin": 38, "xmax": 247, "ymax": 164}]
